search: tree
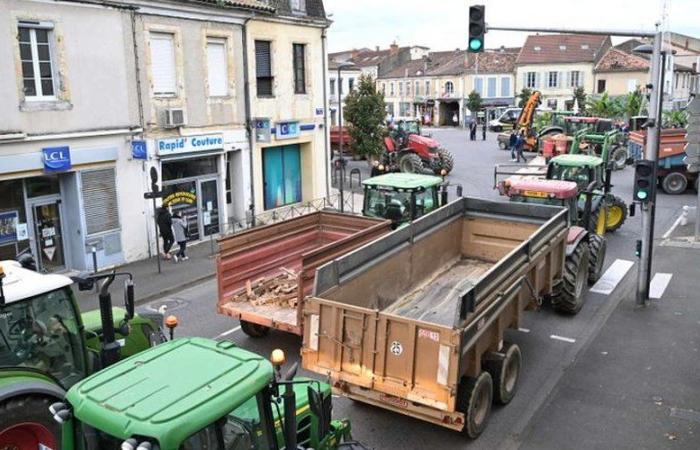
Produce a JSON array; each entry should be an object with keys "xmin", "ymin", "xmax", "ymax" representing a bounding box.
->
[
  {"xmin": 572, "ymin": 87, "xmax": 587, "ymax": 113},
  {"xmin": 466, "ymin": 90, "xmax": 483, "ymax": 115},
  {"xmin": 518, "ymin": 88, "xmax": 533, "ymax": 108},
  {"xmin": 343, "ymin": 75, "xmax": 387, "ymax": 158},
  {"xmin": 585, "ymin": 92, "xmax": 621, "ymax": 118},
  {"xmin": 620, "ymin": 88, "xmax": 645, "ymax": 118}
]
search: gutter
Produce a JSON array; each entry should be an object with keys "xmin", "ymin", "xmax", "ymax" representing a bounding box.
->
[
  {"xmin": 242, "ymin": 17, "xmax": 257, "ymax": 225},
  {"xmin": 1, "ymin": 127, "xmax": 143, "ymax": 143},
  {"xmin": 322, "ymin": 26, "xmax": 331, "ymax": 201}
]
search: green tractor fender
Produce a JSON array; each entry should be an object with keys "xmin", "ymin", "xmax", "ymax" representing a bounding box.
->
[{"xmin": 0, "ymin": 371, "xmax": 65, "ymax": 404}]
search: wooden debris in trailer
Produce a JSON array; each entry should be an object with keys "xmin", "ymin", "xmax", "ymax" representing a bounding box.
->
[{"xmin": 230, "ymin": 268, "xmax": 299, "ymax": 308}]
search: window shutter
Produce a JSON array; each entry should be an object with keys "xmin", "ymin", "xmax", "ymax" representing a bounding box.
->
[
  {"xmin": 150, "ymin": 33, "xmax": 176, "ymax": 95},
  {"xmin": 207, "ymin": 39, "xmax": 228, "ymax": 96},
  {"xmin": 535, "ymin": 72, "xmax": 541, "ymax": 89},
  {"xmin": 255, "ymin": 41, "xmax": 272, "ymax": 77},
  {"xmin": 81, "ymin": 169, "xmax": 120, "ymax": 235},
  {"xmin": 579, "ymin": 71, "xmax": 585, "ymax": 88},
  {"xmin": 522, "ymin": 72, "xmax": 527, "ymax": 90}
]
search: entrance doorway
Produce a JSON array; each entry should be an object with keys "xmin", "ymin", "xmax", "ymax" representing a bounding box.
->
[
  {"xmin": 439, "ymin": 101, "xmax": 460, "ymax": 126},
  {"xmin": 199, "ymin": 178, "xmax": 220, "ymax": 236},
  {"xmin": 30, "ymin": 200, "xmax": 65, "ymax": 272}
]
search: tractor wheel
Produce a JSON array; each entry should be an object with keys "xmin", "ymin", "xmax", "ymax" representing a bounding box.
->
[
  {"xmin": 399, "ymin": 153, "xmax": 423, "ymax": 174},
  {"xmin": 457, "ymin": 372, "xmax": 493, "ymax": 439},
  {"xmin": 610, "ymin": 146, "xmax": 629, "ymax": 171},
  {"xmin": 498, "ymin": 140, "xmax": 508, "ymax": 150},
  {"xmin": 437, "ymin": 149, "xmax": 455, "ymax": 174},
  {"xmin": 589, "ymin": 206, "xmax": 603, "ymax": 235},
  {"xmin": 588, "ymin": 234, "xmax": 607, "ymax": 285},
  {"xmin": 661, "ymin": 172, "xmax": 688, "ymax": 195},
  {"xmin": 240, "ymin": 320, "xmax": 270, "ymax": 338},
  {"xmin": 483, "ymin": 342, "xmax": 522, "ymax": 405},
  {"xmin": 551, "ymin": 240, "xmax": 590, "ymax": 315},
  {"xmin": 0, "ymin": 396, "xmax": 60, "ymax": 450},
  {"xmin": 605, "ymin": 196, "xmax": 627, "ymax": 232}
]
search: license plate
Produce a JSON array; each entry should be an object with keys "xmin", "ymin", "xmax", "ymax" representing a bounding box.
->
[{"xmin": 523, "ymin": 190, "xmax": 547, "ymax": 198}]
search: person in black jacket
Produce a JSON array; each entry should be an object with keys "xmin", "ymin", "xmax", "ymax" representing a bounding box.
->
[{"xmin": 156, "ymin": 207, "xmax": 174, "ymax": 260}]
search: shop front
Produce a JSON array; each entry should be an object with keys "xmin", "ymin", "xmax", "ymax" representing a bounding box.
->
[{"xmin": 156, "ymin": 134, "xmax": 225, "ymax": 241}]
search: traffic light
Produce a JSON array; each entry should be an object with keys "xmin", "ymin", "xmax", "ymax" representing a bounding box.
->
[
  {"xmin": 633, "ymin": 159, "xmax": 655, "ymax": 202},
  {"xmin": 468, "ymin": 5, "xmax": 485, "ymax": 53}
]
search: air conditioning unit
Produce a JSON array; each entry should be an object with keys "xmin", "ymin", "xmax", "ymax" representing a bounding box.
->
[{"xmin": 164, "ymin": 108, "xmax": 186, "ymax": 128}]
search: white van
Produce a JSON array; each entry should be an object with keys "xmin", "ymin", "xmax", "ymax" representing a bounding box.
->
[{"xmin": 488, "ymin": 108, "xmax": 521, "ymax": 132}]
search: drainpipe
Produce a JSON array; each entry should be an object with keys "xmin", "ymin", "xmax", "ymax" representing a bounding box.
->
[
  {"xmin": 242, "ymin": 17, "xmax": 256, "ymax": 226},
  {"xmin": 322, "ymin": 27, "xmax": 330, "ymax": 201}
]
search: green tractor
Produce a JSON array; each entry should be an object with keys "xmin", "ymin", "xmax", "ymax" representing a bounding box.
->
[
  {"xmin": 50, "ymin": 337, "xmax": 363, "ymax": 450},
  {"xmin": 569, "ymin": 128, "xmax": 629, "ymax": 171},
  {"xmin": 361, "ymin": 173, "xmax": 462, "ymax": 228},
  {"xmin": 0, "ymin": 260, "xmax": 169, "ymax": 450}
]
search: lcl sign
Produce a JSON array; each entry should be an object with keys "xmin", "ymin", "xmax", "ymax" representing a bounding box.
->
[{"xmin": 42, "ymin": 146, "xmax": 72, "ymax": 172}]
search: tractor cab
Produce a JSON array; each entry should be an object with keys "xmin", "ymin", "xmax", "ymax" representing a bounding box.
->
[
  {"xmin": 55, "ymin": 338, "xmax": 354, "ymax": 450},
  {"xmin": 547, "ymin": 154, "xmax": 604, "ymax": 192},
  {"xmin": 501, "ymin": 179, "xmax": 580, "ymax": 224},
  {"xmin": 362, "ymin": 173, "xmax": 445, "ymax": 228},
  {"xmin": 563, "ymin": 116, "xmax": 613, "ymax": 135}
]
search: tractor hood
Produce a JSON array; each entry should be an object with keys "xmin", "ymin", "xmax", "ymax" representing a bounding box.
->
[
  {"xmin": 508, "ymin": 179, "xmax": 578, "ymax": 199},
  {"xmin": 408, "ymin": 134, "xmax": 440, "ymax": 148}
]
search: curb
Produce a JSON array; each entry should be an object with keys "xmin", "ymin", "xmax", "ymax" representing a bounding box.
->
[{"xmin": 135, "ymin": 272, "xmax": 217, "ymax": 306}]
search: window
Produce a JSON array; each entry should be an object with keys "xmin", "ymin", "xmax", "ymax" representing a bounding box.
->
[
  {"xmin": 290, "ymin": 0, "xmax": 306, "ymax": 13},
  {"xmin": 206, "ymin": 38, "xmax": 228, "ymax": 97},
  {"xmin": 149, "ymin": 32, "xmax": 177, "ymax": 96},
  {"xmin": 399, "ymin": 81, "xmax": 403, "ymax": 96},
  {"xmin": 425, "ymin": 81, "xmax": 430, "ymax": 96},
  {"xmin": 81, "ymin": 169, "xmax": 120, "ymax": 235},
  {"xmin": 500, "ymin": 77, "xmax": 510, "ymax": 97},
  {"xmin": 548, "ymin": 71, "xmax": 558, "ymax": 88},
  {"xmin": 627, "ymin": 79, "xmax": 637, "ymax": 93},
  {"xmin": 330, "ymin": 79, "xmax": 336, "ymax": 96},
  {"xmin": 406, "ymin": 81, "xmax": 411, "ymax": 96},
  {"xmin": 381, "ymin": 82, "xmax": 386, "ymax": 94},
  {"xmin": 487, "ymin": 77, "xmax": 496, "ymax": 98},
  {"xmin": 415, "ymin": 81, "xmax": 419, "ymax": 96},
  {"xmin": 547, "ymin": 99, "xmax": 557, "ymax": 110},
  {"xmin": 18, "ymin": 23, "xmax": 56, "ymax": 99},
  {"xmin": 385, "ymin": 102, "xmax": 394, "ymax": 116},
  {"xmin": 526, "ymin": 71, "xmax": 536, "ymax": 89},
  {"xmin": 255, "ymin": 40, "xmax": 273, "ymax": 96},
  {"xmin": 390, "ymin": 82, "xmax": 395, "ymax": 96},
  {"xmin": 569, "ymin": 71, "xmax": 581, "ymax": 88},
  {"xmin": 263, "ymin": 145, "xmax": 302, "ymax": 210},
  {"xmin": 675, "ymin": 73, "xmax": 679, "ymax": 89},
  {"xmin": 399, "ymin": 102, "xmax": 411, "ymax": 116},
  {"xmin": 445, "ymin": 81, "xmax": 454, "ymax": 94},
  {"xmin": 348, "ymin": 77, "xmax": 354, "ymax": 91},
  {"xmin": 597, "ymin": 79, "xmax": 606, "ymax": 94},
  {"xmin": 474, "ymin": 78, "xmax": 483, "ymax": 96},
  {"xmin": 293, "ymin": 43, "xmax": 306, "ymax": 94}
]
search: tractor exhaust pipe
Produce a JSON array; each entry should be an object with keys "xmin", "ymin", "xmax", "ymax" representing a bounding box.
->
[{"xmin": 98, "ymin": 273, "xmax": 120, "ymax": 368}]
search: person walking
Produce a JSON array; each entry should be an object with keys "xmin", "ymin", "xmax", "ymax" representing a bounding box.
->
[
  {"xmin": 509, "ymin": 130, "xmax": 518, "ymax": 161},
  {"xmin": 482, "ymin": 121, "xmax": 487, "ymax": 141},
  {"xmin": 171, "ymin": 212, "xmax": 189, "ymax": 262},
  {"xmin": 469, "ymin": 120, "xmax": 477, "ymax": 141},
  {"xmin": 156, "ymin": 207, "xmax": 174, "ymax": 260},
  {"xmin": 515, "ymin": 129, "xmax": 527, "ymax": 163}
]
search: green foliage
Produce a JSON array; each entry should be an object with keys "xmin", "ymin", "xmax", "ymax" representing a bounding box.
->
[
  {"xmin": 620, "ymin": 88, "xmax": 645, "ymax": 118},
  {"xmin": 533, "ymin": 111, "xmax": 552, "ymax": 132},
  {"xmin": 466, "ymin": 90, "xmax": 483, "ymax": 114},
  {"xmin": 572, "ymin": 87, "xmax": 586, "ymax": 113},
  {"xmin": 343, "ymin": 75, "xmax": 387, "ymax": 157},
  {"xmin": 518, "ymin": 88, "xmax": 533, "ymax": 108},
  {"xmin": 585, "ymin": 92, "xmax": 621, "ymax": 118},
  {"xmin": 662, "ymin": 110, "xmax": 688, "ymax": 128}
]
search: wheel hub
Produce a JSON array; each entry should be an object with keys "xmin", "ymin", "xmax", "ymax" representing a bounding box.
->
[{"xmin": 0, "ymin": 422, "xmax": 57, "ymax": 450}]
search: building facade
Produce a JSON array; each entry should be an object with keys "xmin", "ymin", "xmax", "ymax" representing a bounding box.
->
[{"xmin": 593, "ymin": 48, "xmax": 650, "ymax": 97}]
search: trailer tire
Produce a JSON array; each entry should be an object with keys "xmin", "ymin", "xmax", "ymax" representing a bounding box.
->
[
  {"xmin": 605, "ymin": 196, "xmax": 627, "ymax": 232},
  {"xmin": 240, "ymin": 320, "xmax": 270, "ymax": 338},
  {"xmin": 437, "ymin": 149, "xmax": 454, "ymax": 174},
  {"xmin": 457, "ymin": 372, "xmax": 493, "ymax": 439},
  {"xmin": 661, "ymin": 172, "xmax": 688, "ymax": 195},
  {"xmin": 399, "ymin": 153, "xmax": 423, "ymax": 174},
  {"xmin": 610, "ymin": 146, "xmax": 629, "ymax": 171},
  {"xmin": 483, "ymin": 343, "xmax": 522, "ymax": 405},
  {"xmin": 552, "ymin": 241, "xmax": 589, "ymax": 315},
  {"xmin": 588, "ymin": 234, "xmax": 607, "ymax": 285},
  {"xmin": 0, "ymin": 395, "xmax": 60, "ymax": 450}
]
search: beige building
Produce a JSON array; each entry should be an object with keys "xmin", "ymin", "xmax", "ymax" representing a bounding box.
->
[
  {"xmin": 593, "ymin": 48, "xmax": 650, "ymax": 96},
  {"xmin": 515, "ymin": 34, "xmax": 612, "ymax": 110}
]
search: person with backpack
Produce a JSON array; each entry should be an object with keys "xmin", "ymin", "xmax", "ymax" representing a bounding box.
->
[
  {"xmin": 171, "ymin": 212, "xmax": 189, "ymax": 262},
  {"xmin": 156, "ymin": 207, "xmax": 174, "ymax": 260}
]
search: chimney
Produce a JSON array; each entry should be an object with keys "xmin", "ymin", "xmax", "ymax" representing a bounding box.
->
[
  {"xmin": 390, "ymin": 41, "xmax": 399, "ymax": 54},
  {"xmin": 376, "ymin": 45, "xmax": 380, "ymax": 52},
  {"xmin": 351, "ymin": 48, "xmax": 359, "ymax": 59}
]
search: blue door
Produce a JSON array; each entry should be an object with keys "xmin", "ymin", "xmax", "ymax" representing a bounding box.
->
[{"xmin": 263, "ymin": 145, "xmax": 302, "ymax": 210}]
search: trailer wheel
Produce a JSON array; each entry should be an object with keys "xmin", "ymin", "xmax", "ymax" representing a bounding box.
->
[
  {"xmin": 0, "ymin": 395, "xmax": 60, "ymax": 450},
  {"xmin": 240, "ymin": 320, "xmax": 270, "ymax": 338},
  {"xmin": 605, "ymin": 196, "xmax": 627, "ymax": 232},
  {"xmin": 661, "ymin": 172, "xmax": 688, "ymax": 195},
  {"xmin": 483, "ymin": 343, "xmax": 522, "ymax": 405},
  {"xmin": 457, "ymin": 372, "xmax": 493, "ymax": 439},
  {"xmin": 610, "ymin": 146, "xmax": 629, "ymax": 171},
  {"xmin": 588, "ymin": 234, "xmax": 607, "ymax": 285},
  {"xmin": 552, "ymin": 241, "xmax": 590, "ymax": 315},
  {"xmin": 436, "ymin": 149, "xmax": 454, "ymax": 174},
  {"xmin": 399, "ymin": 153, "xmax": 423, "ymax": 173}
]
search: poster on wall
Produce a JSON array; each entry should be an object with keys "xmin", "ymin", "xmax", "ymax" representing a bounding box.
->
[{"xmin": 0, "ymin": 211, "xmax": 19, "ymax": 245}]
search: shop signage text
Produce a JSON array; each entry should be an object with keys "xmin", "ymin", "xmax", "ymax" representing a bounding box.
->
[
  {"xmin": 163, "ymin": 191, "xmax": 197, "ymax": 207},
  {"xmin": 132, "ymin": 140, "xmax": 148, "ymax": 160},
  {"xmin": 275, "ymin": 121, "xmax": 300, "ymax": 140},
  {"xmin": 42, "ymin": 146, "xmax": 72, "ymax": 172},
  {"xmin": 156, "ymin": 134, "xmax": 223, "ymax": 156},
  {"xmin": 255, "ymin": 118, "xmax": 272, "ymax": 143}
]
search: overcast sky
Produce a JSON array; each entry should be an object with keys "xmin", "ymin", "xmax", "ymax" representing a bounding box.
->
[{"xmin": 325, "ymin": 0, "xmax": 700, "ymax": 53}]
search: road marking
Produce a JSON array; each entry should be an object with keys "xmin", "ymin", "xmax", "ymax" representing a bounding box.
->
[
  {"xmin": 518, "ymin": 328, "xmax": 531, "ymax": 333},
  {"xmin": 590, "ymin": 259, "xmax": 635, "ymax": 295},
  {"xmin": 550, "ymin": 334, "xmax": 576, "ymax": 343},
  {"xmin": 649, "ymin": 273, "xmax": 673, "ymax": 299},
  {"xmin": 215, "ymin": 326, "xmax": 241, "ymax": 339}
]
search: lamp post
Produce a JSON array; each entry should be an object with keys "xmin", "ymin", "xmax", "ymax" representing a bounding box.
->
[{"xmin": 336, "ymin": 61, "xmax": 355, "ymax": 213}]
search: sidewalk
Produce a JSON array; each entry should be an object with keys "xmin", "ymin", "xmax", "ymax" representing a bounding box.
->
[
  {"xmin": 74, "ymin": 239, "xmax": 217, "ymax": 311},
  {"xmin": 520, "ymin": 244, "xmax": 700, "ymax": 449}
]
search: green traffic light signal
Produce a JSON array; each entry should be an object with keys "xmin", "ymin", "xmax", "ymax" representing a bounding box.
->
[
  {"xmin": 469, "ymin": 38, "xmax": 483, "ymax": 51},
  {"xmin": 636, "ymin": 190, "xmax": 648, "ymax": 200}
]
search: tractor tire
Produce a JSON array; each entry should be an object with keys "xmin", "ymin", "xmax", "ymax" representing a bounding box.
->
[
  {"xmin": 240, "ymin": 320, "xmax": 270, "ymax": 338},
  {"xmin": 498, "ymin": 140, "xmax": 508, "ymax": 150},
  {"xmin": 605, "ymin": 196, "xmax": 628, "ymax": 232},
  {"xmin": 483, "ymin": 342, "xmax": 522, "ymax": 405},
  {"xmin": 457, "ymin": 372, "xmax": 493, "ymax": 439},
  {"xmin": 0, "ymin": 395, "xmax": 61, "ymax": 450},
  {"xmin": 610, "ymin": 146, "xmax": 629, "ymax": 171},
  {"xmin": 437, "ymin": 149, "xmax": 455, "ymax": 174},
  {"xmin": 661, "ymin": 172, "xmax": 688, "ymax": 195},
  {"xmin": 588, "ymin": 206, "xmax": 602, "ymax": 235},
  {"xmin": 551, "ymin": 240, "xmax": 590, "ymax": 315},
  {"xmin": 399, "ymin": 153, "xmax": 423, "ymax": 174},
  {"xmin": 588, "ymin": 234, "xmax": 607, "ymax": 285}
]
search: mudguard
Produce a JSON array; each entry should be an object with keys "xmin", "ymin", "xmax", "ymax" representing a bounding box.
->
[
  {"xmin": 0, "ymin": 373, "xmax": 65, "ymax": 403},
  {"xmin": 565, "ymin": 226, "xmax": 588, "ymax": 256}
]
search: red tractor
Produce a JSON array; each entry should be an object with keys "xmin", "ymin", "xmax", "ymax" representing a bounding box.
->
[{"xmin": 376, "ymin": 120, "xmax": 455, "ymax": 175}]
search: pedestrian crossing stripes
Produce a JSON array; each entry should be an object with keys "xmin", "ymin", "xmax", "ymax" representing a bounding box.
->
[
  {"xmin": 589, "ymin": 259, "xmax": 635, "ymax": 295},
  {"xmin": 649, "ymin": 273, "xmax": 673, "ymax": 299}
]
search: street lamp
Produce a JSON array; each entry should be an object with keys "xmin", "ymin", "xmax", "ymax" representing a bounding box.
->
[{"xmin": 336, "ymin": 61, "xmax": 355, "ymax": 213}]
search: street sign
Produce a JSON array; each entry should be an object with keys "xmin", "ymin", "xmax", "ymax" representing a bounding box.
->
[{"xmin": 131, "ymin": 140, "xmax": 148, "ymax": 160}]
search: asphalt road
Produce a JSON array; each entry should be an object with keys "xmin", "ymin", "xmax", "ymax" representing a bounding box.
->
[{"xmin": 141, "ymin": 129, "xmax": 698, "ymax": 449}]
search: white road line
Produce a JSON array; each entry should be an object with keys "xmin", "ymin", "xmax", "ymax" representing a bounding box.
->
[
  {"xmin": 590, "ymin": 259, "xmax": 635, "ymax": 295},
  {"xmin": 518, "ymin": 328, "xmax": 531, "ymax": 333},
  {"xmin": 550, "ymin": 334, "xmax": 576, "ymax": 343},
  {"xmin": 215, "ymin": 326, "xmax": 241, "ymax": 339},
  {"xmin": 649, "ymin": 273, "xmax": 673, "ymax": 299}
]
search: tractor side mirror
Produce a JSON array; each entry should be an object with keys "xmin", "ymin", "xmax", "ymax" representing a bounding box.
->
[
  {"xmin": 124, "ymin": 279, "xmax": 135, "ymax": 320},
  {"xmin": 307, "ymin": 385, "xmax": 332, "ymax": 438},
  {"xmin": 71, "ymin": 273, "xmax": 95, "ymax": 292}
]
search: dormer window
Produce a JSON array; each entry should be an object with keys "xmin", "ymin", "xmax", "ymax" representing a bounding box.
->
[
  {"xmin": 559, "ymin": 45, "xmax": 566, "ymax": 50},
  {"xmin": 581, "ymin": 44, "xmax": 589, "ymax": 49},
  {"xmin": 290, "ymin": 0, "xmax": 306, "ymax": 13},
  {"xmin": 534, "ymin": 46, "xmax": 541, "ymax": 51}
]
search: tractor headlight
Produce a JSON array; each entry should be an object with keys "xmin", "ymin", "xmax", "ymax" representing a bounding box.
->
[
  {"xmin": 121, "ymin": 439, "xmax": 138, "ymax": 450},
  {"xmin": 378, "ymin": 164, "xmax": 385, "ymax": 171}
]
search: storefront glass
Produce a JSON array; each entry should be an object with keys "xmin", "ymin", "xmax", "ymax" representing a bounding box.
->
[
  {"xmin": 0, "ymin": 180, "xmax": 30, "ymax": 261},
  {"xmin": 262, "ymin": 145, "xmax": 301, "ymax": 210}
]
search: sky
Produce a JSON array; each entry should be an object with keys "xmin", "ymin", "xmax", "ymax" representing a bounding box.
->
[{"xmin": 324, "ymin": 0, "xmax": 700, "ymax": 53}]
